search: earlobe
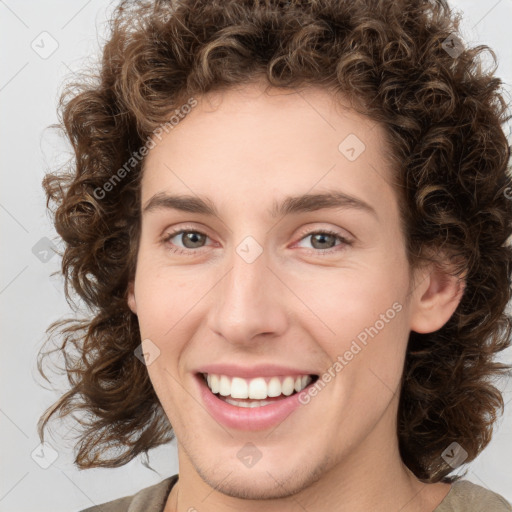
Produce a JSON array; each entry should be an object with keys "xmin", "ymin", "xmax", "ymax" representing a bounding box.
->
[
  {"xmin": 127, "ymin": 281, "xmax": 137, "ymax": 315},
  {"xmin": 409, "ymin": 264, "xmax": 466, "ymax": 334}
]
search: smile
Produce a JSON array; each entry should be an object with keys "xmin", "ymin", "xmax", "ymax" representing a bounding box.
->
[
  {"xmin": 196, "ymin": 370, "xmax": 319, "ymax": 430},
  {"xmin": 202, "ymin": 373, "xmax": 315, "ymax": 407}
]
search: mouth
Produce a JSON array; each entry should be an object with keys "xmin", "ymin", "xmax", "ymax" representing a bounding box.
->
[
  {"xmin": 199, "ymin": 372, "xmax": 319, "ymax": 408},
  {"xmin": 194, "ymin": 370, "xmax": 321, "ymax": 431}
]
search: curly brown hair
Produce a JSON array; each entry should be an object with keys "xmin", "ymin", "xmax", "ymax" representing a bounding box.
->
[{"xmin": 38, "ymin": 0, "xmax": 512, "ymax": 482}]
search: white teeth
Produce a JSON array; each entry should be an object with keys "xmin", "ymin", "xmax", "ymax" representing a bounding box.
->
[
  {"xmin": 210, "ymin": 374, "xmax": 220, "ymax": 394},
  {"xmin": 203, "ymin": 373, "xmax": 314, "ymax": 400},
  {"xmin": 281, "ymin": 376, "xmax": 295, "ymax": 396},
  {"xmin": 230, "ymin": 377, "xmax": 248, "ymax": 399},
  {"xmin": 248, "ymin": 377, "xmax": 267, "ymax": 399},
  {"xmin": 224, "ymin": 398, "xmax": 274, "ymax": 407},
  {"xmin": 267, "ymin": 377, "xmax": 281, "ymax": 397},
  {"xmin": 219, "ymin": 375, "xmax": 231, "ymax": 396}
]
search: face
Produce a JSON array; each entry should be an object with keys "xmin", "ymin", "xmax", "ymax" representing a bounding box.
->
[{"xmin": 128, "ymin": 81, "xmax": 420, "ymax": 498}]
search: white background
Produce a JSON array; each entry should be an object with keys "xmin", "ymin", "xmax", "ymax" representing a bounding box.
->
[{"xmin": 1, "ymin": 1, "xmax": 511, "ymax": 510}]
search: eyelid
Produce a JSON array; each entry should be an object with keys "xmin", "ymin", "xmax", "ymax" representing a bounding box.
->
[
  {"xmin": 161, "ymin": 222, "xmax": 212, "ymax": 239},
  {"xmin": 293, "ymin": 224, "xmax": 354, "ymax": 245}
]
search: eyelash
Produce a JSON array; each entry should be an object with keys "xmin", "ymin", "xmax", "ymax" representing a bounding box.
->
[{"xmin": 160, "ymin": 226, "xmax": 352, "ymax": 256}]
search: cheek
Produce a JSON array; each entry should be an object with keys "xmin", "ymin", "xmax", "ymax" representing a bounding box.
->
[
  {"xmin": 318, "ymin": 308, "xmax": 409, "ymax": 432},
  {"xmin": 295, "ymin": 268, "xmax": 407, "ymax": 344},
  {"xmin": 294, "ymin": 262, "xmax": 410, "ymax": 400},
  {"xmin": 133, "ymin": 259, "xmax": 204, "ymax": 335}
]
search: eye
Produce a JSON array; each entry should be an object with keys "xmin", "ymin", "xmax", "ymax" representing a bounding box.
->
[
  {"xmin": 295, "ymin": 229, "xmax": 352, "ymax": 254},
  {"xmin": 161, "ymin": 229, "xmax": 211, "ymax": 255},
  {"xmin": 161, "ymin": 227, "xmax": 352, "ymax": 256}
]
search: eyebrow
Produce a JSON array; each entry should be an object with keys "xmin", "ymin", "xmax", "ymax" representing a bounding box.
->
[{"xmin": 142, "ymin": 191, "xmax": 377, "ymax": 219}]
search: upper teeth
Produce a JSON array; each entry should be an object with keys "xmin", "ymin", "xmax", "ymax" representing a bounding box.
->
[{"xmin": 204, "ymin": 374, "xmax": 313, "ymax": 399}]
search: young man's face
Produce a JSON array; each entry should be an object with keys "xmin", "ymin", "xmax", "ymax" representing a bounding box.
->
[{"xmin": 128, "ymin": 81, "xmax": 451, "ymax": 501}]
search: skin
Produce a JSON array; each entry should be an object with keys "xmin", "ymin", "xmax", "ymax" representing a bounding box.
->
[{"xmin": 127, "ymin": 80, "xmax": 465, "ymax": 512}]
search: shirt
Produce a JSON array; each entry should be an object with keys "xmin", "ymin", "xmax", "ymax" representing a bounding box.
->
[{"xmin": 78, "ymin": 475, "xmax": 512, "ymax": 512}]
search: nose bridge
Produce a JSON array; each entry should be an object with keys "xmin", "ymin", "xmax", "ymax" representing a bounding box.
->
[{"xmin": 207, "ymin": 239, "xmax": 287, "ymax": 344}]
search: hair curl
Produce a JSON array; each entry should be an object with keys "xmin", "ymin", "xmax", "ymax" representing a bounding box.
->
[{"xmin": 38, "ymin": 0, "xmax": 512, "ymax": 482}]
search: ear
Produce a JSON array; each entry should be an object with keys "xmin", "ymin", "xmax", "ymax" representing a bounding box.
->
[
  {"xmin": 409, "ymin": 262, "xmax": 465, "ymax": 334},
  {"xmin": 127, "ymin": 280, "xmax": 137, "ymax": 315}
]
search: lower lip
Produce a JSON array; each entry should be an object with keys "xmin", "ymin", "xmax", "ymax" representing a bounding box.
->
[{"xmin": 196, "ymin": 374, "xmax": 314, "ymax": 431}]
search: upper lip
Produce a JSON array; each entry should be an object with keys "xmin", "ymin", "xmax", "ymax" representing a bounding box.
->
[{"xmin": 195, "ymin": 363, "xmax": 318, "ymax": 379}]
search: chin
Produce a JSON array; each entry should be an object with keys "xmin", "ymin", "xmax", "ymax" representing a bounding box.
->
[
  {"xmin": 194, "ymin": 456, "xmax": 329, "ymax": 501},
  {"xmin": 203, "ymin": 472, "xmax": 303, "ymax": 500}
]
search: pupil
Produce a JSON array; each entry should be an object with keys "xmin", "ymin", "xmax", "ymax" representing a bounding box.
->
[
  {"xmin": 312, "ymin": 233, "xmax": 335, "ymax": 249},
  {"xmin": 183, "ymin": 232, "xmax": 205, "ymax": 248}
]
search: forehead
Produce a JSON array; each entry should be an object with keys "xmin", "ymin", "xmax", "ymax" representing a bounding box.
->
[{"xmin": 140, "ymin": 82, "xmax": 398, "ymax": 222}]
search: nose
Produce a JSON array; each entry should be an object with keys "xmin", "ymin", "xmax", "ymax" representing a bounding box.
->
[{"xmin": 206, "ymin": 247, "xmax": 288, "ymax": 346}]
